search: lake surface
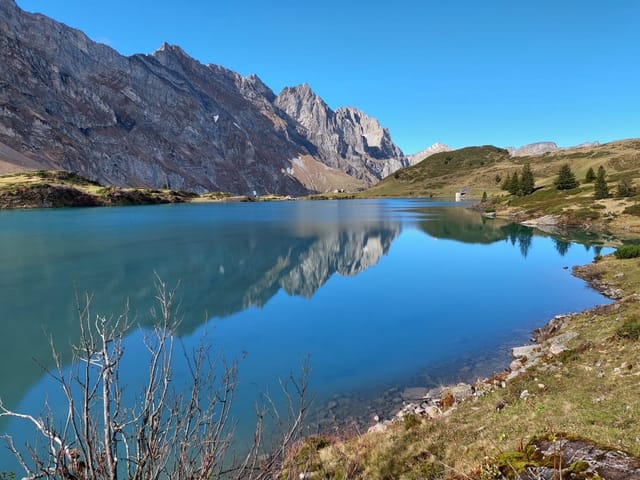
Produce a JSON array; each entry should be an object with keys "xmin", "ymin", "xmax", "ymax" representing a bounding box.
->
[{"xmin": 0, "ymin": 199, "xmax": 611, "ymax": 470}]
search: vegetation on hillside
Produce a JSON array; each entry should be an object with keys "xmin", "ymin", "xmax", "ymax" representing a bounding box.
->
[
  {"xmin": 594, "ymin": 165, "xmax": 610, "ymax": 199},
  {"xmin": 365, "ymin": 139, "xmax": 640, "ymax": 235},
  {"xmin": 0, "ymin": 170, "xmax": 297, "ymax": 209},
  {"xmin": 0, "ymin": 170, "xmax": 199, "ymax": 208},
  {"xmin": 366, "ymin": 146, "xmax": 511, "ymax": 198},
  {"xmin": 554, "ymin": 163, "xmax": 579, "ymax": 190},
  {"xmin": 500, "ymin": 163, "xmax": 535, "ymax": 196}
]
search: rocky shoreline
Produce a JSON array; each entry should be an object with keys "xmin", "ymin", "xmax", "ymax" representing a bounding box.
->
[
  {"xmin": 365, "ymin": 314, "xmax": 583, "ymax": 434},
  {"xmin": 313, "ymin": 260, "xmax": 622, "ymax": 438}
]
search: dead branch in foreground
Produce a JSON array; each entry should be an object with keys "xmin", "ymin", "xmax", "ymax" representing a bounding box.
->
[{"xmin": 1, "ymin": 277, "xmax": 308, "ymax": 480}]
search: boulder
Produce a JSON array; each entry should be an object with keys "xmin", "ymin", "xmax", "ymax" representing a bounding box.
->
[
  {"xmin": 451, "ymin": 383, "xmax": 474, "ymax": 402},
  {"xmin": 512, "ymin": 344, "xmax": 541, "ymax": 358},
  {"xmin": 549, "ymin": 343, "xmax": 568, "ymax": 355}
]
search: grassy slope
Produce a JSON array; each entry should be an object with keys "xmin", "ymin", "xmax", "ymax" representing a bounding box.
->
[
  {"xmin": 0, "ymin": 170, "xmax": 265, "ymax": 208},
  {"xmin": 368, "ymin": 139, "xmax": 640, "ymax": 199},
  {"xmin": 366, "ymin": 145, "xmax": 512, "ymax": 198},
  {"xmin": 282, "ymin": 255, "xmax": 640, "ymax": 479},
  {"xmin": 364, "ymin": 139, "xmax": 640, "ymax": 234}
]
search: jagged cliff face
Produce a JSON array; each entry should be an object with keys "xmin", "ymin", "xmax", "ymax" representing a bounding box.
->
[
  {"xmin": 0, "ymin": 0, "xmax": 406, "ymax": 194},
  {"xmin": 275, "ymin": 84, "xmax": 408, "ymax": 182}
]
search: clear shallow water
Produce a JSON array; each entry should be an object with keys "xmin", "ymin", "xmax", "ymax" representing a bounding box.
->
[{"xmin": 0, "ymin": 199, "xmax": 611, "ymax": 470}]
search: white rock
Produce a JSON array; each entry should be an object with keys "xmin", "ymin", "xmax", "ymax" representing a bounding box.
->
[
  {"xmin": 510, "ymin": 359, "xmax": 524, "ymax": 371},
  {"xmin": 549, "ymin": 343, "xmax": 567, "ymax": 355},
  {"xmin": 451, "ymin": 383, "xmax": 474, "ymax": 402},
  {"xmin": 520, "ymin": 390, "xmax": 529, "ymax": 400},
  {"xmin": 547, "ymin": 331, "xmax": 578, "ymax": 344},
  {"xmin": 512, "ymin": 344, "xmax": 541, "ymax": 358},
  {"xmin": 424, "ymin": 406, "xmax": 442, "ymax": 419}
]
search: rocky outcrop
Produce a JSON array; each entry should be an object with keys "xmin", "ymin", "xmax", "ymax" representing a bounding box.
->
[
  {"xmin": 506, "ymin": 142, "xmax": 560, "ymax": 157},
  {"xmin": 0, "ymin": 0, "xmax": 405, "ymax": 194},
  {"xmin": 275, "ymin": 84, "xmax": 408, "ymax": 183},
  {"xmin": 407, "ymin": 142, "xmax": 451, "ymax": 165},
  {"xmin": 506, "ymin": 140, "xmax": 601, "ymax": 157}
]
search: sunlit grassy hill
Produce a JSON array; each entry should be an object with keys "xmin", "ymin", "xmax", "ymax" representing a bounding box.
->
[
  {"xmin": 366, "ymin": 139, "xmax": 640, "ymax": 201},
  {"xmin": 0, "ymin": 170, "xmax": 198, "ymax": 208}
]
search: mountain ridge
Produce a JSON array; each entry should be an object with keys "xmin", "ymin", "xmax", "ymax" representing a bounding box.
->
[{"xmin": 0, "ymin": 0, "xmax": 406, "ymax": 194}]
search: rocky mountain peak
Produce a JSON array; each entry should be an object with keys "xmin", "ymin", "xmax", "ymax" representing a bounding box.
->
[
  {"xmin": 0, "ymin": 1, "xmax": 407, "ymax": 194},
  {"xmin": 150, "ymin": 42, "xmax": 198, "ymax": 71},
  {"xmin": 408, "ymin": 142, "xmax": 452, "ymax": 165},
  {"xmin": 238, "ymin": 73, "xmax": 276, "ymax": 103},
  {"xmin": 275, "ymin": 86, "xmax": 407, "ymax": 182},
  {"xmin": 154, "ymin": 42, "xmax": 187, "ymax": 55},
  {"xmin": 506, "ymin": 140, "xmax": 602, "ymax": 157},
  {"xmin": 277, "ymin": 83, "xmax": 331, "ymax": 119},
  {"xmin": 507, "ymin": 141, "xmax": 559, "ymax": 157}
]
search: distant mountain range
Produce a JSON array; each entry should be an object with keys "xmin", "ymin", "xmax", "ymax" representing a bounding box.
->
[
  {"xmin": 408, "ymin": 141, "xmax": 603, "ymax": 166},
  {"xmin": 505, "ymin": 141, "xmax": 600, "ymax": 157},
  {"xmin": 0, "ymin": 0, "xmax": 407, "ymax": 194}
]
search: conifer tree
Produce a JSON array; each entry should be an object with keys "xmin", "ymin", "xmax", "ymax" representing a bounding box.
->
[
  {"xmin": 508, "ymin": 171, "xmax": 521, "ymax": 195},
  {"xmin": 520, "ymin": 163, "xmax": 535, "ymax": 195},
  {"xmin": 593, "ymin": 165, "xmax": 609, "ymax": 199},
  {"xmin": 501, "ymin": 173, "xmax": 512, "ymax": 191},
  {"xmin": 555, "ymin": 164, "xmax": 579, "ymax": 190},
  {"xmin": 617, "ymin": 177, "xmax": 637, "ymax": 197},
  {"xmin": 585, "ymin": 167, "xmax": 596, "ymax": 183}
]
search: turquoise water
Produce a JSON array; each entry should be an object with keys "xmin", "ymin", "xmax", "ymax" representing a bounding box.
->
[{"xmin": 0, "ymin": 200, "xmax": 610, "ymax": 471}]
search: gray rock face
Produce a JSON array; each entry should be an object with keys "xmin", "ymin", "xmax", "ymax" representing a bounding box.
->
[
  {"xmin": 275, "ymin": 84, "xmax": 408, "ymax": 183},
  {"xmin": 0, "ymin": 0, "xmax": 405, "ymax": 194}
]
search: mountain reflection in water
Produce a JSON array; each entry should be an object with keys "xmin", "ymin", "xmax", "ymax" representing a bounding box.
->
[
  {"xmin": 0, "ymin": 200, "xmax": 611, "ymax": 446},
  {"xmin": 0, "ymin": 201, "xmax": 403, "ymax": 410}
]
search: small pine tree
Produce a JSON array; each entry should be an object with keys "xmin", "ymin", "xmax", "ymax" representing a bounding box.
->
[
  {"xmin": 508, "ymin": 172, "xmax": 521, "ymax": 195},
  {"xmin": 520, "ymin": 163, "xmax": 535, "ymax": 195},
  {"xmin": 617, "ymin": 177, "xmax": 637, "ymax": 197},
  {"xmin": 555, "ymin": 164, "xmax": 579, "ymax": 190},
  {"xmin": 481, "ymin": 191, "xmax": 488, "ymax": 202},
  {"xmin": 585, "ymin": 167, "xmax": 596, "ymax": 183},
  {"xmin": 501, "ymin": 173, "xmax": 512, "ymax": 191},
  {"xmin": 593, "ymin": 166, "xmax": 609, "ymax": 199}
]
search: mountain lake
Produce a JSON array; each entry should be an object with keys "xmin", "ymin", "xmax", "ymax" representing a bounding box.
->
[{"xmin": 0, "ymin": 199, "xmax": 612, "ymax": 471}]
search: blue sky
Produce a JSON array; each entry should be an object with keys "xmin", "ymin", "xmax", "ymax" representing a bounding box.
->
[{"xmin": 16, "ymin": 0, "xmax": 640, "ymax": 154}]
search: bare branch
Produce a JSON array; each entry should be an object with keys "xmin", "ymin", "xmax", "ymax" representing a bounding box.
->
[{"xmin": 2, "ymin": 277, "xmax": 310, "ymax": 480}]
